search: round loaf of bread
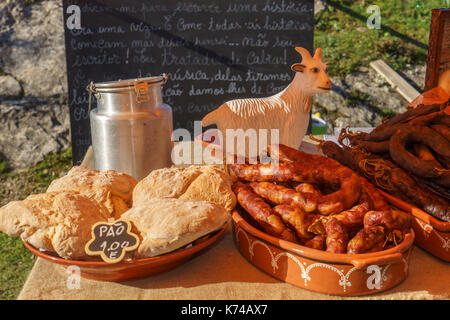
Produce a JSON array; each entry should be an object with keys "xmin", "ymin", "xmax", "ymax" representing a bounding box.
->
[
  {"xmin": 132, "ymin": 165, "xmax": 236, "ymax": 212},
  {"xmin": 0, "ymin": 191, "xmax": 108, "ymax": 260},
  {"xmin": 121, "ymin": 197, "xmax": 229, "ymax": 258},
  {"xmin": 47, "ymin": 166, "xmax": 137, "ymax": 219}
]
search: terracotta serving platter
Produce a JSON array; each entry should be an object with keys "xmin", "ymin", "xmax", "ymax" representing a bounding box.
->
[
  {"xmin": 232, "ymin": 209, "xmax": 415, "ymax": 296},
  {"xmin": 23, "ymin": 223, "xmax": 228, "ymax": 282},
  {"xmin": 195, "ymin": 132, "xmax": 449, "ymax": 262},
  {"xmin": 193, "ymin": 134, "xmax": 416, "ymax": 295}
]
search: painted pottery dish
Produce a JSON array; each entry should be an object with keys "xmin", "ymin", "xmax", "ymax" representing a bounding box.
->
[{"xmin": 23, "ymin": 223, "xmax": 228, "ymax": 282}]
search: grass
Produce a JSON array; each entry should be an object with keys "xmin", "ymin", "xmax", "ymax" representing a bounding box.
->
[
  {"xmin": 0, "ymin": 148, "xmax": 73, "ymax": 300},
  {"xmin": 0, "ymin": 234, "xmax": 36, "ymax": 300},
  {"xmin": 0, "ymin": 161, "xmax": 9, "ymax": 175},
  {"xmin": 28, "ymin": 148, "xmax": 73, "ymax": 188},
  {"xmin": 314, "ymin": 0, "xmax": 448, "ymax": 77}
]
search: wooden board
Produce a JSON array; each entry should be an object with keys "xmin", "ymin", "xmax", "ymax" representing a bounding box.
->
[
  {"xmin": 370, "ymin": 59, "xmax": 420, "ymax": 103},
  {"xmin": 425, "ymin": 9, "xmax": 450, "ymax": 91},
  {"xmin": 62, "ymin": 0, "xmax": 314, "ymax": 164}
]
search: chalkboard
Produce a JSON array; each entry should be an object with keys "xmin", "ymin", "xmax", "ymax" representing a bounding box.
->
[
  {"xmin": 62, "ymin": 0, "xmax": 314, "ymax": 164},
  {"xmin": 85, "ymin": 220, "xmax": 139, "ymax": 263}
]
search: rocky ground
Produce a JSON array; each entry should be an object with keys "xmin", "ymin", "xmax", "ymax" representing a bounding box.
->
[
  {"xmin": 0, "ymin": 0, "xmax": 69, "ymax": 170},
  {"xmin": 0, "ymin": 0, "xmax": 427, "ymax": 171},
  {"xmin": 312, "ymin": 64, "xmax": 426, "ymax": 133}
]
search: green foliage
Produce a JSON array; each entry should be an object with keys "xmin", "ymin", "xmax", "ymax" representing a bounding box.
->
[
  {"xmin": 0, "ymin": 233, "xmax": 35, "ymax": 300},
  {"xmin": 29, "ymin": 148, "xmax": 73, "ymax": 187},
  {"xmin": 315, "ymin": 0, "xmax": 445, "ymax": 77},
  {"xmin": 0, "ymin": 148, "xmax": 73, "ymax": 300},
  {"xmin": 0, "ymin": 161, "xmax": 9, "ymax": 174},
  {"xmin": 24, "ymin": 0, "xmax": 42, "ymax": 6}
]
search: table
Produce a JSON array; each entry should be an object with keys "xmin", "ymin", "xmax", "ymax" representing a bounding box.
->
[
  {"xmin": 17, "ymin": 141, "xmax": 450, "ymax": 300},
  {"xmin": 17, "ymin": 225, "xmax": 450, "ymax": 300}
]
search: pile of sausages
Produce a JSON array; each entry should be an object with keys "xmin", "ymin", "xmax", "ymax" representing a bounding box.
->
[
  {"xmin": 331, "ymin": 101, "xmax": 450, "ymax": 222},
  {"xmin": 229, "ymin": 144, "xmax": 411, "ymax": 254}
]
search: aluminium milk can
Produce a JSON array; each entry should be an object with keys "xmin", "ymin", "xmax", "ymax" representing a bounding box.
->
[{"xmin": 88, "ymin": 74, "xmax": 173, "ymax": 181}]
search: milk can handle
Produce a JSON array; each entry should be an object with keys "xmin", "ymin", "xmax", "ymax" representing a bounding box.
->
[
  {"xmin": 161, "ymin": 73, "xmax": 168, "ymax": 86},
  {"xmin": 86, "ymin": 82, "xmax": 96, "ymax": 115}
]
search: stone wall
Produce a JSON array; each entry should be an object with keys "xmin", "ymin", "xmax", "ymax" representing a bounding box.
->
[{"xmin": 0, "ymin": 0, "xmax": 70, "ymax": 170}]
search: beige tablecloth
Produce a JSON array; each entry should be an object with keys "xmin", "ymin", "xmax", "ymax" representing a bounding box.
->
[
  {"xmin": 17, "ymin": 141, "xmax": 450, "ymax": 300},
  {"xmin": 17, "ymin": 224, "xmax": 450, "ymax": 300}
]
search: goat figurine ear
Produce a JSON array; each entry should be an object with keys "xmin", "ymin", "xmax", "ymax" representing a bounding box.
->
[{"xmin": 291, "ymin": 63, "xmax": 305, "ymax": 73}]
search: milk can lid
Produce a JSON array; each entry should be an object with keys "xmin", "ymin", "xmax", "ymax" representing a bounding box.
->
[{"xmin": 87, "ymin": 74, "xmax": 168, "ymax": 92}]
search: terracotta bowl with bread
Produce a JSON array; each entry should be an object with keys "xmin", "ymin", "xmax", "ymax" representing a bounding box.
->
[
  {"xmin": 0, "ymin": 165, "xmax": 235, "ymax": 282},
  {"xmin": 24, "ymin": 223, "xmax": 228, "ymax": 282}
]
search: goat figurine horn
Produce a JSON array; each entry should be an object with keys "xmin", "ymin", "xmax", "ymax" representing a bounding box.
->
[
  {"xmin": 295, "ymin": 47, "xmax": 313, "ymax": 63},
  {"xmin": 313, "ymin": 48, "xmax": 322, "ymax": 60}
]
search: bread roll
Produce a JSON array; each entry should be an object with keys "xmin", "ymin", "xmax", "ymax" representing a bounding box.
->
[
  {"xmin": 132, "ymin": 165, "xmax": 236, "ymax": 212},
  {"xmin": 47, "ymin": 166, "xmax": 137, "ymax": 219},
  {"xmin": 121, "ymin": 198, "xmax": 229, "ymax": 258},
  {"xmin": 0, "ymin": 191, "xmax": 107, "ymax": 260}
]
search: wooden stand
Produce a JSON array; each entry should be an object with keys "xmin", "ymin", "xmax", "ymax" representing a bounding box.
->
[{"xmin": 425, "ymin": 8, "xmax": 450, "ymax": 91}]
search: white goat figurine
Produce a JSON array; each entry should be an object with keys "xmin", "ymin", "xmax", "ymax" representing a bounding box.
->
[{"xmin": 202, "ymin": 47, "xmax": 331, "ymax": 155}]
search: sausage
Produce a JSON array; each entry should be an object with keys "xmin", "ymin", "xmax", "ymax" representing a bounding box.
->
[
  {"xmin": 358, "ymin": 110, "xmax": 447, "ymax": 143},
  {"xmin": 267, "ymin": 143, "xmax": 327, "ymax": 164},
  {"xmin": 363, "ymin": 210, "xmax": 411, "ymax": 232},
  {"xmin": 414, "ymin": 175, "xmax": 450, "ymax": 200},
  {"xmin": 319, "ymin": 140, "xmax": 450, "ymax": 222},
  {"xmin": 360, "ymin": 178, "xmax": 391, "ymax": 211},
  {"xmin": 431, "ymin": 124, "xmax": 450, "ymax": 142},
  {"xmin": 307, "ymin": 216, "xmax": 327, "ymax": 235},
  {"xmin": 367, "ymin": 104, "xmax": 442, "ymax": 141},
  {"xmin": 390, "ymin": 167, "xmax": 450, "ymax": 222},
  {"xmin": 338, "ymin": 127, "xmax": 390, "ymax": 154},
  {"xmin": 326, "ymin": 232, "xmax": 349, "ymax": 254},
  {"xmin": 338, "ymin": 128, "xmax": 369, "ymax": 146},
  {"xmin": 294, "ymin": 182, "xmax": 323, "ymax": 205},
  {"xmin": 324, "ymin": 218, "xmax": 348, "ymax": 254},
  {"xmin": 329, "ymin": 196, "xmax": 370, "ymax": 231},
  {"xmin": 408, "ymin": 111, "xmax": 447, "ymax": 126},
  {"xmin": 249, "ymin": 182, "xmax": 316, "ymax": 212},
  {"xmin": 293, "ymin": 183, "xmax": 322, "ymax": 198},
  {"xmin": 389, "ymin": 125, "xmax": 450, "ymax": 179},
  {"xmin": 272, "ymin": 205, "xmax": 317, "ymax": 241},
  {"xmin": 365, "ymin": 241, "xmax": 385, "ymax": 253},
  {"xmin": 413, "ymin": 144, "xmax": 440, "ymax": 162},
  {"xmin": 304, "ymin": 235, "xmax": 326, "ymax": 250},
  {"xmin": 308, "ymin": 187, "xmax": 373, "ymax": 238},
  {"xmin": 232, "ymin": 182, "xmax": 297, "ymax": 242},
  {"xmin": 229, "ymin": 149, "xmax": 362, "ymax": 215},
  {"xmin": 356, "ymin": 139, "xmax": 390, "ymax": 154},
  {"xmin": 347, "ymin": 226, "xmax": 386, "ymax": 254}
]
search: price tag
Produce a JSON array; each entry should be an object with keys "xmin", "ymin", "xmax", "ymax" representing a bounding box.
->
[{"xmin": 85, "ymin": 220, "xmax": 139, "ymax": 263}]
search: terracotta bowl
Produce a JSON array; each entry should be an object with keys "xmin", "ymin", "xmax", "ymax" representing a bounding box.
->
[
  {"xmin": 23, "ymin": 223, "xmax": 228, "ymax": 282},
  {"xmin": 194, "ymin": 134, "xmax": 415, "ymax": 295},
  {"xmin": 232, "ymin": 210, "xmax": 414, "ymax": 296},
  {"xmin": 380, "ymin": 191, "xmax": 450, "ymax": 262}
]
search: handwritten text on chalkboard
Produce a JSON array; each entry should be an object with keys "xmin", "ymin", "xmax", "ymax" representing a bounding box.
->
[{"xmin": 63, "ymin": 0, "xmax": 314, "ymax": 163}]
